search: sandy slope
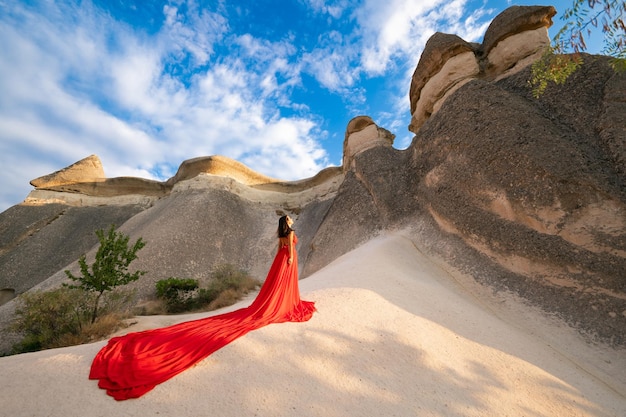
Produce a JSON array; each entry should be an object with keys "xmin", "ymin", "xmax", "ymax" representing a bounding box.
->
[{"xmin": 1, "ymin": 231, "xmax": 624, "ymax": 416}]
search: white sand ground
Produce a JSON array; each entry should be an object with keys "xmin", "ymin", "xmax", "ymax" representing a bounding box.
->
[{"xmin": 1, "ymin": 231, "xmax": 625, "ymax": 417}]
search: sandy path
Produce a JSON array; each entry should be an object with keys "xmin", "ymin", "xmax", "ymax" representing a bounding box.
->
[{"xmin": 1, "ymin": 231, "xmax": 624, "ymax": 416}]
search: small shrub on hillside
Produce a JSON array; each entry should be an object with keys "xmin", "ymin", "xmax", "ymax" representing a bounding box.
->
[
  {"xmin": 11, "ymin": 288, "xmax": 90, "ymax": 353},
  {"xmin": 212, "ymin": 264, "xmax": 260, "ymax": 293},
  {"xmin": 11, "ymin": 287, "xmax": 135, "ymax": 354},
  {"xmin": 155, "ymin": 264, "xmax": 261, "ymax": 314},
  {"xmin": 55, "ymin": 313, "xmax": 132, "ymax": 348},
  {"xmin": 206, "ymin": 288, "xmax": 242, "ymax": 310},
  {"xmin": 156, "ymin": 278, "xmax": 199, "ymax": 313},
  {"xmin": 198, "ymin": 264, "xmax": 261, "ymax": 310},
  {"xmin": 65, "ymin": 224, "xmax": 146, "ymax": 324},
  {"xmin": 98, "ymin": 288, "xmax": 137, "ymax": 317}
]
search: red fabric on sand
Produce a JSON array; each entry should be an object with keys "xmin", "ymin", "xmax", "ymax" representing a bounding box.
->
[{"xmin": 89, "ymin": 235, "xmax": 315, "ymax": 400}]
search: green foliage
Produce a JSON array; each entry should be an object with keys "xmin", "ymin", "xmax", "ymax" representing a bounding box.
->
[
  {"xmin": 529, "ymin": 50, "xmax": 583, "ymax": 97},
  {"xmin": 155, "ymin": 278, "xmax": 199, "ymax": 313},
  {"xmin": 156, "ymin": 277, "xmax": 199, "ymax": 298},
  {"xmin": 155, "ymin": 264, "xmax": 261, "ymax": 314},
  {"xmin": 530, "ymin": 0, "xmax": 625, "ymax": 97},
  {"xmin": 10, "ymin": 288, "xmax": 90, "ymax": 353},
  {"xmin": 65, "ymin": 224, "xmax": 146, "ymax": 323},
  {"xmin": 10, "ymin": 287, "xmax": 136, "ymax": 354},
  {"xmin": 10, "ymin": 285, "xmax": 138, "ymax": 354},
  {"xmin": 609, "ymin": 55, "xmax": 626, "ymax": 71}
]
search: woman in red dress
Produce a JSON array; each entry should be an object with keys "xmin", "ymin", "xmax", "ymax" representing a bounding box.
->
[{"xmin": 89, "ymin": 215, "xmax": 316, "ymax": 400}]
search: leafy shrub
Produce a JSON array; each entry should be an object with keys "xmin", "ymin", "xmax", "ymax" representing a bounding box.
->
[
  {"xmin": 529, "ymin": 50, "xmax": 582, "ymax": 98},
  {"xmin": 65, "ymin": 224, "xmax": 146, "ymax": 323},
  {"xmin": 11, "ymin": 288, "xmax": 89, "ymax": 353},
  {"xmin": 203, "ymin": 264, "xmax": 260, "ymax": 310},
  {"xmin": 155, "ymin": 278, "xmax": 199, "ymax": 313},
  {"xmin": 155, "ymin": 264, "xmax": 260, "ymax": 314},
  {"xmin": 10, "ymin": 287, "xmax": 135, "ymax": 354}
]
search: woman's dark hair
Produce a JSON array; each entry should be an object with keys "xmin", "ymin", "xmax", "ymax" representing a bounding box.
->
[{"xmin": 277, "ymin": 215, "xmax": 293, "ymax": 238}]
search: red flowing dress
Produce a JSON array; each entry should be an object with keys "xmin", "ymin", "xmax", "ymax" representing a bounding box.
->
[{"xmin": 89, "ymin": 234, "xmax": 315, "ymax": 400}]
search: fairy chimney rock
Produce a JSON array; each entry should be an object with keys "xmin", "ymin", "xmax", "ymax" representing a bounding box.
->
[
  {"xmin": 30, "ymin": 154, "xmax": 105, "ymax": 188},
  {"xmin": 480, "ymin": 5, "xmax": 556, "ymax": 79},
  {"xmin": 343, "ymin": 116, "xmax": 395, "ymax": 170},
  {"xmin": 408, "ymin": 5, "xmax": 556, "ymax": 134},
  {"xmin": 408, "ymin": 33, "xmax": 479, "ymax": 134}
]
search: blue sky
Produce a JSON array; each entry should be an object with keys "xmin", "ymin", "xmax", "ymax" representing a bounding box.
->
[{"xmin": 0, "ymin": 0, "xmax": 605, "ymax": 211}]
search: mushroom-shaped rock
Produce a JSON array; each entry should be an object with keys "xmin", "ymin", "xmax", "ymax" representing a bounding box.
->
[
  {"xmin": 30, "ymin": 154, "xmax": 105, "ymax": 188},
  {"xmin": 408, "ymin": 5, "xmax": 557, "ymax": 134},
  {"xmin": 481, "ymin": 5, "xmax": 556, "ymax": 79},
  {"xmin": 409, "ymin": 33, "xmax": 477, "ymax": 115},
  {"xmin": 480, "ymin": 6, "xmax": 556, "ymax": 57},
  {"xmin": 343, "ymin": 116, "xmax": 395, "ymax": 170},
  {"xmin": 408, "ymin": 33, "xmax": 478, "ymax": 134}
]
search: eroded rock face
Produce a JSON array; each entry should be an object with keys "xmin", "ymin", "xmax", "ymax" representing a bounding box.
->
[
  {"xmin": 306, "ymin": 55, "xmax": 626, "ymax": 347},
  {"xmin": 409, "ymin": 33, "xmax": 477, "ymax": 120},
  {"xmin": 409, "ymin": 5, "xmax": 556, "ymax": 134},
  {"xmin": 411, "ymin": 56, "xmax": 626, "ymax": 345},
  {"xmin": 479, "ymin": 5, "xmax": 557, "ymax": 57},
  {"xmin": 0, "ymin": 203, "xmax": 145, "ymax": 298},
  {"xmin": 28, "ymin": 154, "xmax": 168, "ymax": 202}
]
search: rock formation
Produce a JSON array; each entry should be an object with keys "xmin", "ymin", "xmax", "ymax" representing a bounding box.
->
[
  {"xmin": 30, "ymin": 154, "xmax": 105, "ymax": 188},
  {"xmin": 0, "ymin": 5, "xmax": 624, "ymax": 354},
  {"xmin": 342, "ymin": 116, "xmax": 395, "ymax": 170},
  {"xmin": 409, "ymin": 5, "xmax": 556, "ymax": 133},
  {"xmin": 24, "ymin": 155, "xmax": 344, "ymax": 207}
]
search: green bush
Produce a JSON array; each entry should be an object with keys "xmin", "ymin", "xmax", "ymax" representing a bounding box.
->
[
  {"xmin": 155, "ymin": 278, "xmax": 199, "ymax": 313},
  {"xmin": 11, "ymin": 288, "xmax": 90, "ymax": 353},
  {"xmin": 203, "ymin": 264, "xmax": 261, "ymax": 309},
  {"xmin": 65, "ymin": 224, "xmax": 146, "ymax": 323},
  {"xmin": 155, "ymin": 265, "xmax": 261, "ymax": 314},
  {"xmin": 10, "ymin": 287, "xmax": 135, "ymax": 354}
]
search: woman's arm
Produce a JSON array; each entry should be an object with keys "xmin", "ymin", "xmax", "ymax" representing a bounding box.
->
[{"xmin": 287, "ymin": 232, "xmax": 294, "ymax": 264}]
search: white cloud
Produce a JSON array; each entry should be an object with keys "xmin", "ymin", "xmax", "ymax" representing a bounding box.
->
[
  {"xmin": 233, "ymin": 34, "xmax": 301, "ymax": 99},
  {"xmin": 299, "ymin": 28, "xmax": 364, "ymax": 99},
  {"xmin": 304, "ymin": 49, "xmax": 354, "ymax": 91},
  {"xmin": 240, "ymin": 117, "xmax": 326, "ymax": 178},
  {"xmin": 430, "ymin": 0, "xmax": 493, "ymax": 43},
  {"xmin": 297, "ymin": 0, "xmax": 494, "ymax": 113},
  {"xmin": 161, "ymin": 3, "xmax": 228, "ymax": 67},
  {"xmin": 110, "ymin": 51, "xmax": 165, "ymax": 114},
  {"xmin": 0, "ymin": 0, "xmax": 330, "ymax": 211},
  {"xmin": 357, "ymin": 0, "xmax": 491, "ymax": 75},
  {"xmin": 304, "ymin": 0, "xmax": 350, "ymax": 19}
]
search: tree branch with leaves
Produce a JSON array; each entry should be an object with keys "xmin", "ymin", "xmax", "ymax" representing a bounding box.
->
[
  {"xmin": 65, "ymin": 225, "xmax": 146, "ymax": 323},
  {"xmin": 530, "ymin": 0, "xmax": 625, "ymax": 97}
]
